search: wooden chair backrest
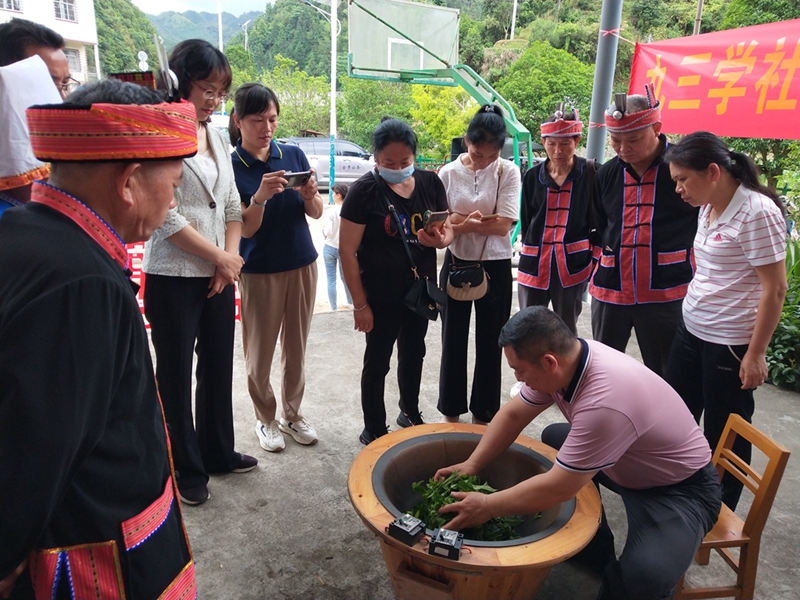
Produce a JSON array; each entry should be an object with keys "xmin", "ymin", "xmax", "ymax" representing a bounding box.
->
[{"xmin": 712, "ymin": 414, "xmax": 790, "ymax": 537}]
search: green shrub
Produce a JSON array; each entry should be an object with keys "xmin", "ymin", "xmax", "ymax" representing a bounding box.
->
[{"xmin": 767, "ymin": 237, "xmax": 800, "ymax": 392}]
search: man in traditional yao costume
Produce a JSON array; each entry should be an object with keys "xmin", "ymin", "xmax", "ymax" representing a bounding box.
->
[{"xmin": 0, "ymin": 80, "xmax": 199, "ymax": 600}]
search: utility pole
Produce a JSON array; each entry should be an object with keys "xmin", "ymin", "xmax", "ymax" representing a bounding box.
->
[
  {"xmin": 510, "ymin": 0, "xmax": 518, "ymax": 40},
  {"xmin": 693, "ymin": 0, "xmax": 705, "ymax": 35},
  {"xmin": 217, "ymin": 0, "xmax": 223, "ymax": 51},
  {"xmin": 241, "ymin": 19, "xmax": 251, "ymax": 52},
  {"xmin": 585, "ymin": 0, "xmax": 623, "ymax": 163},
  {"xmin": 329, "ymin": 0, "xmax": 337, "ymax": 192}
]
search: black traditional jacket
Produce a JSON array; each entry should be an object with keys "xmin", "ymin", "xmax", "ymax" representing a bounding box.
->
[
  {"xmin": 519, "ymin": 157, "xmax": 595, "ymax": 290},
  {"xmin": 589, "ymin": 136, "xmax": 698, "ymax": 305},
  {"xmin": 0, "ymin": 184, "xmax": 195, "ymax": 600}
]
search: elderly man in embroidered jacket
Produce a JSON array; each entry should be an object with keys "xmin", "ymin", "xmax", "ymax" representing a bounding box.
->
[
  {"xmin": 589, "ymin": 85, "xmax": 699, "ymax": 377},
  {"xmin": 0, "ymin": 80, "xmax": 198, "ymax": 600}
]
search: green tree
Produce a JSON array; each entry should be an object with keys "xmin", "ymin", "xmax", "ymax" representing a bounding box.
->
[
  {"xmin": 247, "ymin": 0, "xmax": 332, "ymax": 79},
  {"xmin": 410, "ymin": 85, "xmax": 478, "ymax": 158},
  {"xmin": 629, "ymin": 0, "xmax": 666, "ymax": 34},
  {"xmin": 494, "ymin": 41, "xmax": 594, "ymax": 137},
  {"xmin": 224, "ymin": 45, "xmax": 259, "ymax": 93},
  {"xmin": 94, "ymin": 0, "xmax": 158, "ymax": 74},
  {"xmin": 338, "ymin": 78, "xmax": 414, "ymax": 150},
  {"xmin": 262, "ymin": 55, "xmax": 330, "ymax": 138},
  {"xmin": 482, "ymin": 0, "xmax": 514, "ymax": 43},
  {"xmin": 549, "ymin": 21, "xmax": 598, "ymax": 64},
  {"xmin": 459, "ymin": 14, "xmax": 485, "ymax": 72},
  {"xmin": 721, "ymin": 0, "xmax": 800, "ymax": 29}
]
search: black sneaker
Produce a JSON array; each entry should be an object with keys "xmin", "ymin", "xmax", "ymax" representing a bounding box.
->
[
  {"xmin": 396, "ymin": 411, "xmax": 425, "ymax": 428},
  {"xmin": 230, "ymin": 452, "xmax": 258, "ymax": 473},
  {"xmin": 179, "ymin": 484, "xmax": 210, "ymax": 506},
  {"xmin": 359, "ymin": 427, "xmax": 389, "ymax": 445}
]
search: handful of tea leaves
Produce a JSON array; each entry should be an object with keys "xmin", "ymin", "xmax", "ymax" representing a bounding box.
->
[{"xmin": 411, "ymin": 472, "xmax": 529, "ymax": 542}]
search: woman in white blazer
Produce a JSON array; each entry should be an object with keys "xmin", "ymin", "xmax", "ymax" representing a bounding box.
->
[{"xmin": 143, "ymin": 40, "xmax": 256, "ymax": 506}]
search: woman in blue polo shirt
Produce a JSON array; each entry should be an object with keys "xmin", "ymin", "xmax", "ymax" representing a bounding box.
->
[{"xmin": 229, "ymin": 83, "xmax": 324, "ymax": 453}]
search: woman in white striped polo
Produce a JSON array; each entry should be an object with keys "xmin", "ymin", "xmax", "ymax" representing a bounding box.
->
[{"xmin": 664, "ymin": 131, "xmax": 787, "ymax": 511}]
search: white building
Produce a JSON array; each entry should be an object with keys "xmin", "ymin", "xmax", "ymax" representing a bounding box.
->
[{"xmin": 0, "ymin": 0, "xmax": 100, "ymax": 84}]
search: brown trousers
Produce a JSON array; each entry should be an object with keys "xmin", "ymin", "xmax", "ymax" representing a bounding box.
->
[{"xmin": 239, "ymin": 263, "xmax": 317, "ymax": 423}]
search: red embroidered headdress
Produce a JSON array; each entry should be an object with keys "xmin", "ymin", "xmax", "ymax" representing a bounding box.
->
[
  {"xmin": 26, "ymin": 100, "xmax": 198, "ymax": 162},
  {"xmin": 540, "ymin": 108, "xmax": 583, "ymax": 138},
  {"xmin": 605, "ymin": 83, "xmax": 662, "ymax": 134}
]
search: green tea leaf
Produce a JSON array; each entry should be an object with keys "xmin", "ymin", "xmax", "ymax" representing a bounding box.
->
[{"xmin": 410, "ymin": 473, "xmax": 539, "ymax": 542}]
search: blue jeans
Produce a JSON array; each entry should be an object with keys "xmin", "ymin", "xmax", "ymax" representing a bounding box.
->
[{"xmin": 323, "ymin": 244, "xmax": 352, "ymax": 310}]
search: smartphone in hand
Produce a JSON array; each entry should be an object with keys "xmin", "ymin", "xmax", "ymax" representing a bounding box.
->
[
  {"xmin": 423, "ymin": 210, "xmax": 448, "ymax": 234},
  {"xmin": 283, "ymin": 170, "xmax": 313, "ymax": 188}
]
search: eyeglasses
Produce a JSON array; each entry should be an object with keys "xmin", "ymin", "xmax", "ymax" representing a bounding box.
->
[
  {"xmin": 194, "ymin": 82, "xmax": 230, "ymax": 103},
  {"xmin": 55, "ymin": 76, "xmax": 80, "ymax": 94}
]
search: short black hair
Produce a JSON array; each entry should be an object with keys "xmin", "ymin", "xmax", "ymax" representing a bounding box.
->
[
  {"xmin": 66, "ymin": 78, "xmax": 164, "ymax": 105},
  {"xmin": 229, "ymin": 83, "xmax": 281, "ymax": 146},
  {"xmin": 498, "ymin": 307, "xmax": 576, "ymax": 362},
  {"xmin": 332, "ymin": 182, "xmax": 349, "ymax": 197},
  {"xmin": 168, "ymin": 39, "xmax": 232, "ymax": 101},
  {"xmin": 465, "ymin": 104, "xmax": 507, "ymax": 150},
  {"xmin": 372, "ymin": 118, "xmax": 417, "ymax": 156},
  {"xmin": 0, "ymin": 18, "xmax": 64, "ymax": 66}
]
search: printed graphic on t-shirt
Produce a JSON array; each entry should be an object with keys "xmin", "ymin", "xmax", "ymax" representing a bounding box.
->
[{"xmin": 383, "ymin": 210, "xmax": 426, "ymax": 243}]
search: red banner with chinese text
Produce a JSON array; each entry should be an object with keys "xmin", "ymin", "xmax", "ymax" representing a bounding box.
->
[{"xmin": 629, "ymin": 19, "xmax": 800, "ymax": 139}]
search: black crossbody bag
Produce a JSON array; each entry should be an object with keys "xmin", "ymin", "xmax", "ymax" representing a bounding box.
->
[
  {"xmin": 371, "ymin": 171, "xmax": 447, "ymax": 321},
  {"xmin": 446, "ymin": 161, "xmax": 504, "ymax": 302}
]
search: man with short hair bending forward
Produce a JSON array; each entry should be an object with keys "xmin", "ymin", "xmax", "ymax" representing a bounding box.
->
[{"xmin": 436, "ymin": 306, "xmax": 722, "ymax": 600}]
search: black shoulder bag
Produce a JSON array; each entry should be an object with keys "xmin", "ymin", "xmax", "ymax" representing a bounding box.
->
[
  {"xmin": 371, "ymin": 171, "xmax": 447, "ymax": 321},
  {"xmin": 446, "ymin": 161, "xmax": 504, "ymax": 301}
]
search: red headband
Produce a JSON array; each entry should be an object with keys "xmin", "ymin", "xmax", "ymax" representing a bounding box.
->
[
  {"xmin": 26, "ymin": 100, "xmax": 198, "ymax": 162},
  {"xmin": 540, "ymin": 119, "xmax": 583, "ymax": 138},
  {"xmin": 605, "ymin": 84, "xmax": 662, "ymax": 133},
  {"xmin": 604, "ymin": 105, "xmax": 661, "ymax": 133}
]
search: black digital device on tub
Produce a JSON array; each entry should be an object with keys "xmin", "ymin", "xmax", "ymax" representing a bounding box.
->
[
  {"xmin": 428, "ymin": 528, "xmax": 463, "ymax": 560},
  {"xmin": 388, "ymin": 514, "xmax": 426, "ymax": 547},
  {"xmin": 284, "ymin": 170, "xmax": 312, "ymax": 188}
]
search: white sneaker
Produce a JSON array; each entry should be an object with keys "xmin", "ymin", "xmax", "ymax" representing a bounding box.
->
[
  {"xmin": 510, "ymin": 381, "xmax": 524, "ymax": 399},
  {"xmin": 255, "ymin": 420, "xmax": 285, "ymax": 452},
  {"xmin": 279, "ymin": 417, "xmax": 318, "ymax": 445}
]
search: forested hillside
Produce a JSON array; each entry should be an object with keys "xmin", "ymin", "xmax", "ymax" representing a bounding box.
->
[
  {"xmin": 147, "ymin": 10, "xmax": 262, "ymax": 51},
  {"xmin": 94, "ymin": 0, "xmax": 159, "ymax": 74},
  {"xmin": 96, "ymin": 0, "xmax": 800, "ymax": 192}
]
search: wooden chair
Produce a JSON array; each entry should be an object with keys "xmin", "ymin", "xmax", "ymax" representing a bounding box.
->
[{"xmin": 674, "ymin": 414, "xmax": 791, "ymax": 600}]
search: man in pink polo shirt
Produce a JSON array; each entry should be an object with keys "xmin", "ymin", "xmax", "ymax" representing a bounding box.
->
[{"xmin": 436, "ymin": 306, "xmax": 721, "ymax": 600}]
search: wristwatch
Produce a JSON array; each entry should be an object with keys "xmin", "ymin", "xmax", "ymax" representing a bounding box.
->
[{"xmin": 250, "ymin": 195, "xmax": 266, "ymax": 207}]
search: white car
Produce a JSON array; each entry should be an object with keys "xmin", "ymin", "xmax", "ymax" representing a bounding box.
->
[{"xmin": 284, "ymin": 137, "xmax": 375, "ymax": 190}]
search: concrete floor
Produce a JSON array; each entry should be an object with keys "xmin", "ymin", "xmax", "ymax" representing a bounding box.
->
[{"xmin": 176, "ymin": 206, "xmax": 800, "ymax": 599}]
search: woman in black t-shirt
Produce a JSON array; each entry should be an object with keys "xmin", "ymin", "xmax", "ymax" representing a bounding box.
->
[{"xmin": 340, "ymin": 118, "xmax": 453, "ymax": 444}]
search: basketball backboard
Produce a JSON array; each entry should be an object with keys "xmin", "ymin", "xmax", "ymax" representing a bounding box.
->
[{"xmin": 348, "ymin": 0, "xmax": 459, "ymax": 84}]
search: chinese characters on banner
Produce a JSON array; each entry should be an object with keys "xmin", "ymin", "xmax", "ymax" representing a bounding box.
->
[{"xmin": 629, "ymin": 19, "xmax": 800, "ymax": 140}]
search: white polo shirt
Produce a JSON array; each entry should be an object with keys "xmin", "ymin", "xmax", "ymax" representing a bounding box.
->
[{"xmin": 683, "ymin": 184, "xmax": 786, "ymax": 345}]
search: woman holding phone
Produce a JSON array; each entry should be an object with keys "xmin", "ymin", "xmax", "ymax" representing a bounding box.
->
[
  {"xmin": 436, "ymin": 104, "xmax": 520, "ymax": 425},
  {"xmin": 229, "ymin": 83, "xmax": 324, "ymax": 454},
  {"xmin": 664, "ymin": 131, "xmax": 787, "ymax": 510},
  {"xmin": 143, "ymin": 39, "xmax": 256, "ymax": 506},
  {"xmin": 339, "ymin": 117, "xmax": 453, "ymax": 444}
]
